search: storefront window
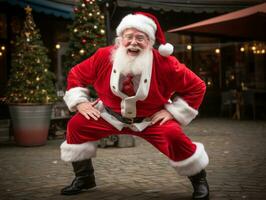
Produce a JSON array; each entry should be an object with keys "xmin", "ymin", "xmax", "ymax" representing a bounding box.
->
[{"xmin": 223, "ymin": 41, "xmax": 266, "ymax": 91}]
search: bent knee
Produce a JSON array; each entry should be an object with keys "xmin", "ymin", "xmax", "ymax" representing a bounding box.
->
[
  {"xmin": 67, "ymin": 113, "xmax": 88, "ymax": 136},
  {"xmin": 162, "ymin": 121, "xmax": 183, "ymax": 140}
]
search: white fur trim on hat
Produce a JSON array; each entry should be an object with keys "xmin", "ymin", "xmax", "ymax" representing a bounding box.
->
[
  {"xmin": 158, "ymin": 43, "xmax": 174, "ymax": 57},
  {"xmin": 165, "ymin": 97, "xmax": 198, "ymax": 126},
  {"xmin": 116, "ymin": 14, "xmax": 157, "ymax": 41},
  {"xmin": 170, "ymin": 142, "xmax": 209, "ymax": 176},
  {"xmin": 63, "ymin": 87, "xmax": 89, "ymax": 112},
  {"xmin": 60, "ymin": 141, "xmax": 97, "ymax": 162}
]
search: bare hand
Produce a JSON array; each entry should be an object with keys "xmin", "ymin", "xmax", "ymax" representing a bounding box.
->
[
  {"xmin": 151, "ymin": 109, "xmax": 173, "ymax": 125},
  {"xmin": 76, "ymin": 100, "xmax": 101, "ymax": 120}
]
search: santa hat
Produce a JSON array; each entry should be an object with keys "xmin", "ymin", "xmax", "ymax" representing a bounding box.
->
[{"xmin": 116, "ymin": 12, "xmax": 174, "ymax": 57}]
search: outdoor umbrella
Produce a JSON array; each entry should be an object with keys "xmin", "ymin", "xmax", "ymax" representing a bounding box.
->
[{"xmin": 168, "ymin": 2, "xmax": 266, "ymax": 41}]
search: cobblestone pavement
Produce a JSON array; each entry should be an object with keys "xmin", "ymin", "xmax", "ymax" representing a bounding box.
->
[{"xmin": 0, "ymin": 118, "xmax": 266, "ymax": 200}]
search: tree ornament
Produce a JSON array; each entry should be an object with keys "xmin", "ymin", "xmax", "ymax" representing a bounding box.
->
[{"xmin": 82, "ymin": 39, "xmax": 87, "ymax": 44}]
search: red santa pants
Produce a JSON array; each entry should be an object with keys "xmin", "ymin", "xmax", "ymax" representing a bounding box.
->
[{"xmin": 66, "ymin": 113, "xmax": 196, "ymax": 162}]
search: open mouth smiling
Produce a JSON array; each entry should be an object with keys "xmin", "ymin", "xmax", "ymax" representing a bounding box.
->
[{"xmin": 127, "ymin": 48, "xmax": 141, "ymax": 56}]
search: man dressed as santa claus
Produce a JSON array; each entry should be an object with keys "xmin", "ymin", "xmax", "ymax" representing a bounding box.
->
[{"xmin": 61, "ymin": 12, "xmax": 209, "ymax": 200}]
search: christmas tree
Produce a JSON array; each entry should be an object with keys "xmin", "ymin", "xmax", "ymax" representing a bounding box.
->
[
  {"xmin": 5, "ymin": 6, "xmax": 57, "ymax": 104},
  {"xmin": 64, "ymin": 0, "xmax": 106, "ymax": 97}
]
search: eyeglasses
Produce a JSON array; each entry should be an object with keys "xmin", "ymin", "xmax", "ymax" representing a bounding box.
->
[{"xmin": 122, "ymin": 34, "xmax": 148, "ymax": 43}]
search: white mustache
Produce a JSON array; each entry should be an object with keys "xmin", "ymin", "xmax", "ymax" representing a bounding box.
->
[{"xmin": 126, "ymin": 46, "xmax": 142, "ymax": 51}]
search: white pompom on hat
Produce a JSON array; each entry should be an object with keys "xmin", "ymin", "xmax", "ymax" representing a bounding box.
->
[{"xmin": 116, "ymin": 11, "xmax": 174, "ymax": 57}]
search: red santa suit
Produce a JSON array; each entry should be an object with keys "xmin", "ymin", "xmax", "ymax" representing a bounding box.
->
[{"xmin": 61, "ymin": 45, "xmax": 209, "ymax": 176}]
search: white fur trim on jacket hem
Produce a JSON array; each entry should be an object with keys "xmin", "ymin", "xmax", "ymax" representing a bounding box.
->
[
  {"xmin": 165, "ymin": 97, "xmax": 198, "ymax": 126},
  {"xmin": 63, "ymin": 87, "xmax": 90, "ymax": 112},
  {"xmin": 169, "ymin": 142, "xmax": 209, "ymax": 176},
  {"xmin": 60, "ymin": 141, "xmax": 97, "ymax": 162}
]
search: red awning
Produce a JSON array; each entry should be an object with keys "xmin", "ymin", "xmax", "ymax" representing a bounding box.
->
[{"xmin": 168, "ymin": 3, "xmax": 266, "ymax": 41}]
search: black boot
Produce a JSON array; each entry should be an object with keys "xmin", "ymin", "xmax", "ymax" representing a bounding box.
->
[
  {"xmin": 188, "ymin": 170, "xmax": 209, "ymax": 200},
  {"xmin": 61, "ymin": 159, "xmax": 96, "ymax": 195}
]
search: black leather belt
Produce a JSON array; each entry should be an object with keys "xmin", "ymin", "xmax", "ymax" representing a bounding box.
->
[{"xmin": 104, "ymin": 106, "xmax": 144, "ymax": 124}]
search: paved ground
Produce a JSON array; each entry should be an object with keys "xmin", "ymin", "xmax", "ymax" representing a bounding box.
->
[{"xmin": 0, "ymin": 118, "xmax": 266, "ymax": 200}]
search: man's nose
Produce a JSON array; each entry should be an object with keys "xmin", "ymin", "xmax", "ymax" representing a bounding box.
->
[{"xmin": 130, "ymin": 37, "xmax": 138, "ymax": 44}]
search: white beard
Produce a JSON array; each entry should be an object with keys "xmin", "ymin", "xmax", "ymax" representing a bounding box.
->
[{"xmin": 111, "ymin": 45, "xmax": 153, "ymax": 76}]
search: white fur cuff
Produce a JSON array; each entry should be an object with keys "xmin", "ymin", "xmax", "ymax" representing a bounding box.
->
[
  {"xmin": 170, "ymin": 142, "xmax": 209, "ymax": 176},
  {"xmin": 165, "ymin": 97, "xmax": 198, "ymax": 126},
  {"xmin": 63, "ymin": 87, "xmax": 89, "ymax": 112},
  {"xmin": 60, "ymin": 141, "xmax": 97, "ymax": 162}
]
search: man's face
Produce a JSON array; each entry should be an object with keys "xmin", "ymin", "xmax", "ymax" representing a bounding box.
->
[{"xmin": 121, "ymin": 28, "xmax": 150, "ymax": 57}]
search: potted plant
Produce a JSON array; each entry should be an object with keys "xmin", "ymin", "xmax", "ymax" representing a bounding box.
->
[{"xmin": 4, "ymin": 6, "xmax": 57, "ymax": 146}]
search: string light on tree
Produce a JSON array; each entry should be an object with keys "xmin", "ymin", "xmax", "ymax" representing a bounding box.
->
[
  {"xmin": 79, "ymin": 49, "xmax": 85, "ymax": 55},
  {"xmin": 55, "ymin": 44, "xmax": 61, "ymax": 49}
]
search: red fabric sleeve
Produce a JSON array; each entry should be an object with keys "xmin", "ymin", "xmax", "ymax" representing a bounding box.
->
[
  {"xmin": 66, "ymin": 50, "xmax": 100, "ymax": 90},
  {"xmin": 168, "ymin": 57, "xmax": 206, "ymax": 110}
]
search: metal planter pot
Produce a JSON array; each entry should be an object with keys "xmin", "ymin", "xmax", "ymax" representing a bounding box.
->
[{"xmin": 9, "ymin": 104, "xmax": 52, "ymax": 146}]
